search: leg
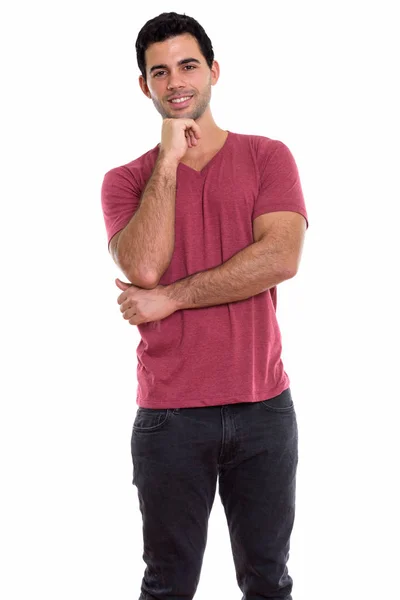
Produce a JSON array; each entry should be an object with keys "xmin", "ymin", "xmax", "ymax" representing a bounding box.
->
[
  {"xmin": 131, "ymin": 406, "xmax": 220, "ymax": 600},
  {"xmin": 218, "ymin": 389, "xmax": 298, "ymax": 600}
]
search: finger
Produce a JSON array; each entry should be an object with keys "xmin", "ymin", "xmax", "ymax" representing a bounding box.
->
[
  {"xmin": 185, "ymin": 129, "xmax": 192, "ymax": 148},
  {"xmin": 189, "ymin": 129, "xmax": 197, "ymax": 146},
  {"xmin": 189, "ymin": 122, "xmax": 201, "ymax": 139},
  {"xmin": 120, "ymin": 300, "xmax": 132, "ymax": 313},
  {"xmin": 122, "ymin": 305, "xmax": 135, "ymax": 320},
  {"xmin": 187, "ymin": 129, "xmax": 194, "ymax": 146},
  {"xmin": 182, "ymin": 119, "xmax": 201, "ymax": 139},
  {"xmin": 117, "ymin": 293, "xmax": 126, "ymax": 305}
]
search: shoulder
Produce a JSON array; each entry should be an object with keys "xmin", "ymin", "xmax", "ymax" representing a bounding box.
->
[
  {"xmin": 102, "ymin": 144, "xmax": 159, "ymax": 189},
  {"xmin": 228, "ymin": 131, "xmax": 289, "ymax": 166}
]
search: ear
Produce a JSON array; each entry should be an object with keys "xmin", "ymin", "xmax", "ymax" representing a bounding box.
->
[
  {"xmin": 139, "ymin": 75, "xmax": 152, "ymax": 99},
  {"xmin": 210, "ymin": 60, "xmax": 220, "ymax": 86}
]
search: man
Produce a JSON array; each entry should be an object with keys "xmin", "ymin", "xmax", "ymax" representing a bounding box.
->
[{"xmin": 101, "ymin": 11, "xmax": 308, "ymax": 600}]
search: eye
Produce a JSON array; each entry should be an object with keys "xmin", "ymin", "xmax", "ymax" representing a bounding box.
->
[
  {"xmin": 154, "ymin": 71, "xmax": 165, "ymax": 78},
  {"xmin": 184, "ymin": 65, "xmax": 195, "ymax": 70}
]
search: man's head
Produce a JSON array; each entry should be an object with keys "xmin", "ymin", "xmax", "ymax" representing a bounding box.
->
[{"xmin": 135, "ymin": 12, "xmax": 219, "ymax": 120}]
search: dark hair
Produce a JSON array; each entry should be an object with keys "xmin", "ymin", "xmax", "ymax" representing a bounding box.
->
[{"xmin": 135, "ymin": 12, "xmax": 214, "ymax": 81}]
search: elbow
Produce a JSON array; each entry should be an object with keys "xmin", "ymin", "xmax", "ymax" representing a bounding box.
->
[
  {"xmin": 127, "ymin": 271, "xmax": 160, "ymax": 289},
  {"xmin": 117, "ymin": 256, "xmax": 159, "ymax": 289},
  {"xmin": 280, "ymin": 248, "xmax": 304, "ymax": 280},
  {"xmin": 277, "ymin": 259, "xmax": 299, "ymax": 282},
  {"xmin": 139, "ymin": 275, "xmax": 161, "ymax": 290},
  {"xmin": 275, "ymin": 268, "xmax": 296, "ymax": 284},
  {"xmin": 119, "ymin": 265, "xmax": 159, "ymax": 289},
  {"xmin": 116, "ymin": 246, "xmax": 165, "ymax": 289},
  {"xmin": 114, "ymin": 241, "xmax": 161, "ymax": 289},
  {"xmin": 136, "ymin": 268, "xmax": 161, "ymax": 289},
  {"xmin": 133, "ymin": 266, "xmax": 167, "ymax": 289}
]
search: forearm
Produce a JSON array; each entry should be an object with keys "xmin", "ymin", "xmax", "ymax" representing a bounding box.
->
[
  {"xmin": 117, "ymin": 153, "xmax": 178, "ymax": 285},
  {"xmin": 164, "ymin": 240, "xmax": 294, "ymax": 310}
]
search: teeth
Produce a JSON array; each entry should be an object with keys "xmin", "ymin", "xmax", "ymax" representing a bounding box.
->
[{"xmin": 171, "ymin": 96, "xmax": 191, "ymax": 103}]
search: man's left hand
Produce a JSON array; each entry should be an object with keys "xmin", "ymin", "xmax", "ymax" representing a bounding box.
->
[{"xmin": 116, "ymin": 278, "xmax": 178, "ymax": 325}]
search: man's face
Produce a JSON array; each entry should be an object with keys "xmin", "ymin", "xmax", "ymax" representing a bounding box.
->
[{"xmin": 139, "ymin": 33, "xmax": 219, "ymax": 120}]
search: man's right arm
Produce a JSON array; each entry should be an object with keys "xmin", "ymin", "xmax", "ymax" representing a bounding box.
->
[{"xmin": 112, "ymin": 151, "xmax": 179, "ymax": 288}]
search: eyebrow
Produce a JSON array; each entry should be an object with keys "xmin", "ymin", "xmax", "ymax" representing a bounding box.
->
[{"xmin": 149, "ymin": 57, "xmax": 201, "ymax": 74}]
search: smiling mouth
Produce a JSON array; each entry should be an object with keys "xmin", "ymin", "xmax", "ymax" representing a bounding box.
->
[{"xmin": 168, "ymin": 95, "xmax": 194, "ymax": 106}]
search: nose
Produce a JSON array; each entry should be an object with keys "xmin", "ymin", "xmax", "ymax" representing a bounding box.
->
[{"xmin": 167, "ymin": 69, "xmax": 185, "ymax": 90}]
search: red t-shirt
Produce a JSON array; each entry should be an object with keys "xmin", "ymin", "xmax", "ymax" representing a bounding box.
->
[{"xmin": 101, "ymin": 131, "xmax": 308, "ymax": 408}]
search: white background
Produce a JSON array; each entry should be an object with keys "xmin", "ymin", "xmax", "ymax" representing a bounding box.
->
[{"xmin": 1, "ymin": 1, "xmax": 399, "ymax": 598}]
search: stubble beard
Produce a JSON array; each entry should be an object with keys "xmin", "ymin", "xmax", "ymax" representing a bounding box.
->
[{"xmin": 152, "ymin": 80, "xmax": 212, "ymax": 121}]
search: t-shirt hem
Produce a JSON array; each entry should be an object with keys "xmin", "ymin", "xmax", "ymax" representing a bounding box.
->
[
  {"xmin": 137, "ymin": 379, "xmax": 291, "ymax": 409},
  {"xmin": 253, "ymin": 205, "xmax": 309, "ymax": 228}
]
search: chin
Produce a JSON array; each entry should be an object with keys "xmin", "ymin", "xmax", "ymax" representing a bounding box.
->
[{"xmin": 169, "ymin": 111, "xmax": 195, "ymax": 120}]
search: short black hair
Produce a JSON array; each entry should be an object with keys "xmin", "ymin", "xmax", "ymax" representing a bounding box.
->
[{"xmin": 135, "ymin": 12, "xmax": 214, "ymax": 81}]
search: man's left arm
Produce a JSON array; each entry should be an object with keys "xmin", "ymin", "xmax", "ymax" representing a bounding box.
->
[{"xmin": 163, "ymin": 211, "xmax": 307, "ymax": 311}]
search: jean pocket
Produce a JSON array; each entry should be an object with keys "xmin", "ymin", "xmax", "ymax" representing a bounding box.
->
[
  {"xmin": 132, "ymin": 408, "xmax": 172, "ymax": 432},
  {"xmin": 260, "ymin": 388, "xmax": 294, "ymax": 413}
]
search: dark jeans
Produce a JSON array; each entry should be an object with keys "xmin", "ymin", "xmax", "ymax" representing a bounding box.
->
[{"xmin": 131, "ymin": 387, "xmax": 298, "ymax": 600}]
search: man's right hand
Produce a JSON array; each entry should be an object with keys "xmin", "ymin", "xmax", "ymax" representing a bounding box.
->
[{"xmin": 159, "ymin": 118, "xmax": 201, "ymax": 163}]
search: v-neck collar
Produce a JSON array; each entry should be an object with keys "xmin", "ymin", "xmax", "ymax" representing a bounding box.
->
[{"xmin": 155, "ymin": 130, "xmax": 231, "ymax": 177}]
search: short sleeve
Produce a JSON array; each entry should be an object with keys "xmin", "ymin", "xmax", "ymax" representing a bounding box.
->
[
  {"xmin": 101, "ymin": 167, "xmax": 142, "ymax": 249},
  {"xmin": 253, "ymin": 140, "xmax": 309, "ymax": 228}
]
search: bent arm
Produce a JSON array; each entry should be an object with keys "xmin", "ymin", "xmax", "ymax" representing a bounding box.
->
[
  {"xmin": 114, "ymin": 152, "xmax": 179, "ymax": 286},
  {"xmin": 164, "ymin": 211, "xmax": 307, "ymax": 310}
]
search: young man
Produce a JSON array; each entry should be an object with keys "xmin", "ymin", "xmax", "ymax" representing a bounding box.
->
[{"xmin": 101, "ymin": 12, "xmax": 308, "ymax": 600}]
